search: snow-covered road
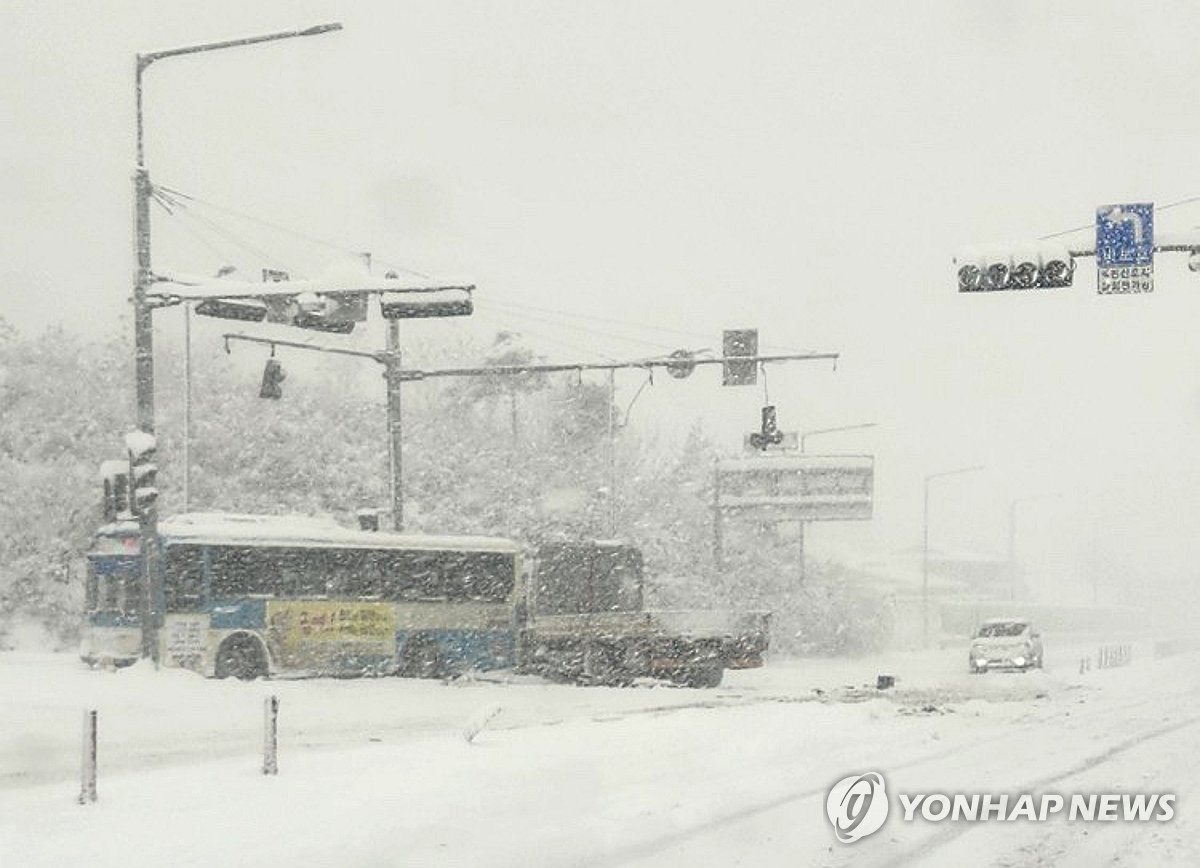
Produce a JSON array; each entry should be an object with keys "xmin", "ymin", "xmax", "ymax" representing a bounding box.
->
[{"xmin": 1, "ymin": 640, "xmax": 1194, "ymax": 867}]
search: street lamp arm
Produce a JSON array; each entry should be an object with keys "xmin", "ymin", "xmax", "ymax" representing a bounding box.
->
[
  {"xmin": 138, "ymin": 23, "xmax": 343, "ymax": 69},
  {"xmin": 922, "ymin": 463, "xmax": 986, "ymax": 649},
  {"xmin": 800, "ymin": 422, "xmax": 877, "ymax": 452},
  {"xmin": 926, "ymin": 464, "xmax": 985, "ymax": 484}
]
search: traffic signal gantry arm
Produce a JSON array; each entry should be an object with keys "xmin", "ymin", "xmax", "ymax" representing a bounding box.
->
[{"xmin": 221, "ymin": 331, "xmax": 840, "ymax": 381}]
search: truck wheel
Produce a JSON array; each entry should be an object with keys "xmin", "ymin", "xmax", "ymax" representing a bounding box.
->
[
  {"xmin": 399, "ymin": 636, "xmax": 444, "ymax": 679},
  {"xmin": 681, "ymin": 662, "xmax": 723, "ymax": 689}
]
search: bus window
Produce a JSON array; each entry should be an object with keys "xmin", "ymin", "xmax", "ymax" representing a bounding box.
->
[
  {"xmin": 331, "ymin": 549, "xmax": 383, "ymax": 599},
  {"xmin": 271, "ymin": 548, "xmax": 330, "ymax": 598},
  {"xmin": 373, "ymin": 549, "xmax": 515, "ymax": 602},
  {"xmin": 208, "ymin": 546, "xmax": 261, "ymax": 598},
  {"xmin": 164, "ymin": 545, "xmax": 205, "ymax": 612},
  {"xmin": 457, "ymin": 551, "xmax": 515, "ymax": 601}
]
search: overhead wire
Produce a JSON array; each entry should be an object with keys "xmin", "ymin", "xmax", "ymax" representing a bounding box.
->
[
  {"xmin": 156, "ymin": 183, "xmax": 440, "ymax": 282},
  {"xmin": 155, "ymin": 187, "xmax": 295, "ymax": 274},
  {"xmin": 475, "ymin": 300, "xmax": 679, "ymax": 354},
  {"xmin": 471, "ymin": 309, "xmax": 622, "ymax": 363},
  {"xmin": 151, "ymin": 190, "xmax": 248, "ymax": 270},
  {"xmin": 156, "ymin": 184, "xmax": 355, "ymax": 255},
  {"xmin": 151, "ymin": 184, "xmax": 829, "ymax": 364},
  {"xmin": 1039, "ymin": 193, "xmax": 1200, "ymax": 240},
  {"xmin": 485, "ymin": 295, "xmax": 823, "ymax": 357},
  {"xmin": 489, "ymin": 296, "xmax": 718, "ymax": 344}
]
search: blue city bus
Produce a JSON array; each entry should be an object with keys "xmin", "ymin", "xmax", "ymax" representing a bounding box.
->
[{"xmin": 81, "ymin": 513, "xmax": 526, "ymax": 679}]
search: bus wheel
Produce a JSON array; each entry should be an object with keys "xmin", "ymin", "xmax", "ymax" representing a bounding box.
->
[
  {"xmin": 399, "ymin": 637, "xmax": 443, "ymax": 679},
  {"xmin": 215, "ymin": 635, "xmax": 267, "ymax": 681}
]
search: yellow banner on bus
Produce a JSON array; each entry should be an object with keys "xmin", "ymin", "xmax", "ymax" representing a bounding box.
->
[{"xmin": 266, "ymin": 600, "xmax": 397, "ymax": 659}]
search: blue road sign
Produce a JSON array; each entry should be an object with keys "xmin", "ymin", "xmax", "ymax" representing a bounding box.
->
[{"xmin": 1096, "ymin": 202, "xmax": 1154, "ymax": 294}]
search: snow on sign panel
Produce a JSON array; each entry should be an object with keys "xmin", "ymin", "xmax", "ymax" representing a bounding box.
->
[
  {"xmin": 1096, "ymin": 202, "xmax": 1154, "ymax": 294},
  {"xmin": 715, "ymin": 455, "xmax": 874, "ymax": 520}
]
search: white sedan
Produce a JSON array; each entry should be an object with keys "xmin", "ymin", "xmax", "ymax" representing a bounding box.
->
[{"xmin": 969, "ymin": 618, "xmax": 1044, "ymax": 672}]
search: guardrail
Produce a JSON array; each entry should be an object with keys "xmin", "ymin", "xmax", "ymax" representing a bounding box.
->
[{"xmin": 1097, "ymin": 643, "xmax": 1132, "ymax": 669}]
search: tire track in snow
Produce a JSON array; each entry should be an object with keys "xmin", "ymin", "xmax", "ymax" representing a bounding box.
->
[
  {"xmin": 576, "ymin": 686, "xmax": 1200, "ymax": 868},
  {"xmin": 886, "ymin": 712, "xmax": 1200, "ymax": 867}
]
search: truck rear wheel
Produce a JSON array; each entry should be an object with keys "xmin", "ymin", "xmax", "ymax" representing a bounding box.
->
[
  {"xmin": 398, "ymin": 636, "xmax": 444, "ymax": 679},
  {"xmin": 678, "ymin": 662, "xmax": 723, "ymax": 689}
]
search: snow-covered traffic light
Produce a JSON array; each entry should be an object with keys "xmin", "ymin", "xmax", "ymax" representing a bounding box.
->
[
  {"xmin": 291, "ymin": 291, "xmax": 366, "ymax": 334},
  {"xmin": 748, "ymin": 405, "xmax": 784, "ymax": 450},
  {"xmin": 259, "ymin": 358, "xmax": 286, "ymax": 399},
  {"xmin": 956, "ymin": 242, "xmax": 1074, "ymax": 292},
  {"xmin": 379, "ymin": 287, "xmax": 474, "ymax": 319},
  {"xmin": 195, "ymin": 297, "xmax": 267, "ymax": 322},
  {"xmin": 125, "ymin": 431, "xmax": 158, "ymax": 519},
  {"xmin": 722, "ymin": 329, "xmax": 758, "ymax": 385},
  {"xmin": 100, "ymin": 459, "xmax": 131, "ymax": 522}
]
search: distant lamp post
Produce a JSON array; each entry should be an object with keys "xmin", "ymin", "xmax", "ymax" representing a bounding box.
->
[
  {"xmin": 132, "ymin": 22, "xmax": 342, "ymax": 661},
  {"xmin": 793, "ymin": 422, "xmax": 876, "ymax": 581},
  {"xmin": 1007, "ymin": 493, "xmax": 1062, "ymax": 602},
  {"xmin": 800, "ymin": 422, "xmax": 878, "ymax": 452},
  {"xmin": 922, "ymin": 465, "xmax": 985, "ymax": 648}
]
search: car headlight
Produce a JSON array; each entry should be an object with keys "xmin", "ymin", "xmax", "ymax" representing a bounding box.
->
[{"xmin": 1013, "ymin": 655, "xmax": 1026, "ymax": 666}]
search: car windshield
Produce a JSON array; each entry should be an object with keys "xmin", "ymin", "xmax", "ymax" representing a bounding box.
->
[{"xmin": 976, "ymin": 621, "xmax": 1028, "ymax": 638}]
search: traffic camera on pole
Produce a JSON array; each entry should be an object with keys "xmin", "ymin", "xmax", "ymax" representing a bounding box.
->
[
  {"xmin": 956, "ymin": 241, "xmax": 1075, "ymax": 292},
  {"xmin": 125, "ymin": 431, "xmax": 158, "ymax": 518}
]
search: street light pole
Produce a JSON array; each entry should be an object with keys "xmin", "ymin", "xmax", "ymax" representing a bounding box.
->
[
  {"xmin": 922, "ymin": 465, "xmax": 985, "ymax": 648},
  {"xmin": 795, "ymin": 422, "xmax": 877, "ymax": 581},
  {"xmin": 131, "ymin": 22, "xmax": 342, "ymax": 660},
  {"xmin": 385, "ymin": 320, "xmax": 404, "ymax": 531}
]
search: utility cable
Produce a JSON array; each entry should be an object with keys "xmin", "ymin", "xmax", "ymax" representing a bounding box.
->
[
  {"xmin": 475, "ymin": 300, "xmax": 679, "ymax": 354},
  {"xmin": 156, "ymin": 183, "xmax": 439, "ymax": 281},
  {"xmin": 486, "ymin": 296, "xmax": 821, "ymax": 357},
  {"xmin": 1039, "ymin": 193, "xmax": 1200, "ymax": 240},
  {"xmin": 152, "ymin": 191, "xmax": 248, "ymax": 271},
  {"xmin": 472, "ymin": 310, "xmax": 622, "ymax": 363},
  {"xmin": 155, "ymin": 187, "xmax": 296, "ymax": 274}
]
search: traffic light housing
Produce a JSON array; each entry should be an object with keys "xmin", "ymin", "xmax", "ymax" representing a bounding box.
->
[
  {"xmin": 100, "ymin": 459, "xmax": 131, "ymax": 522},
  {"xmin": 125, "ymin": 431, "xmax": 158, "ymax": 518},
  {"xmin": 195, "ymin": 297, "xmax": 268, "ymax": 322},
  {"xmin": 956, "ymin": 242, "xmax": 1075, "ymax": 292},
  {"xmin": 722, "ymin": 329, "xmax": 758, "ymax": 385},
  {"xmin": 259, "ymin": 358, "xmax": 286, "ymax": 399},
  {"xmin": 749, "ymin": 405, "xmax": 784, "ymax": 450},
  {"xmin": 380, "ymin": 287, "xmax": 474, "ymax": 319},
  {"xmin": 291, "ymin": 291, "xmax": 366, "ymax": 333}
]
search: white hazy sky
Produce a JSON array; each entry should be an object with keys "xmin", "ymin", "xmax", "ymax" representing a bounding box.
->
[{"xmin": 6, "ymin": 1, "xmax": 1200, "ymax": 589}]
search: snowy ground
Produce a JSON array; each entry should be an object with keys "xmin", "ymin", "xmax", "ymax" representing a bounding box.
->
[{"xmin": 1, "ymin": 638, "xmax": 1195, "ymax": 867}]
